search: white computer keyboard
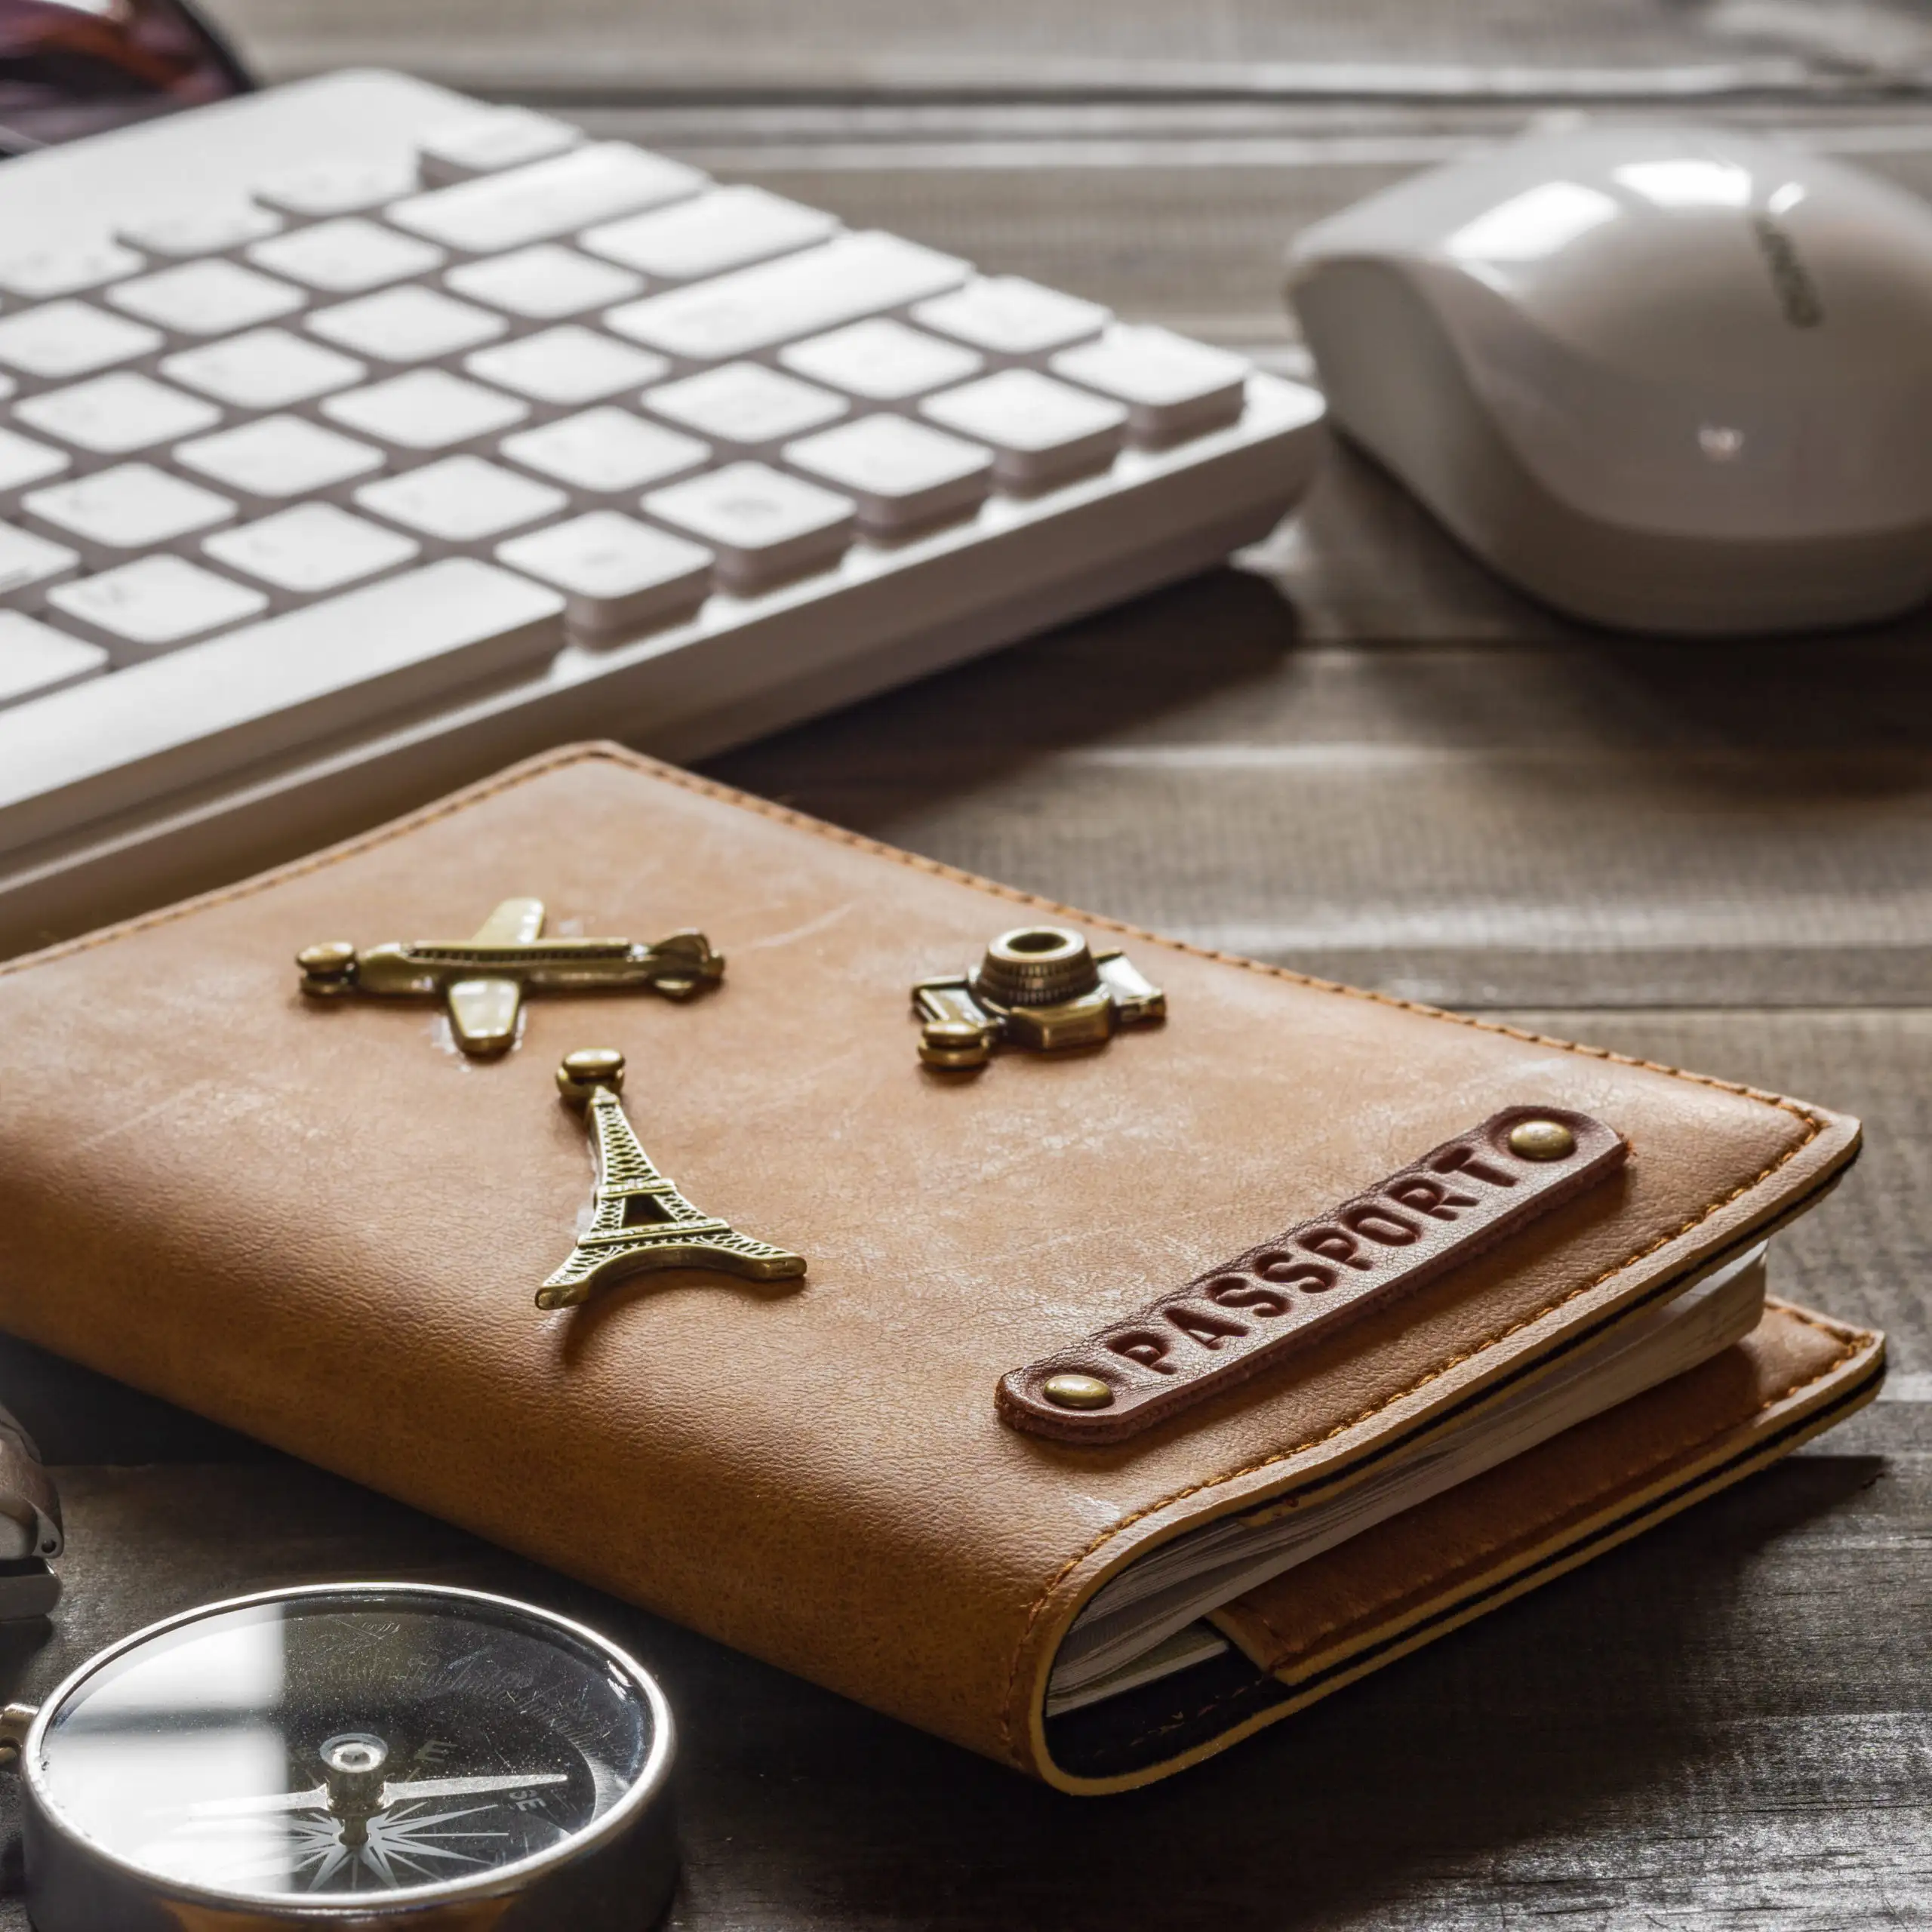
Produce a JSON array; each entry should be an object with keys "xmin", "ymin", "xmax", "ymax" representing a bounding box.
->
[{"xmin": 0, "ymin": 71, "xmax": 1324, "ymax": 954}]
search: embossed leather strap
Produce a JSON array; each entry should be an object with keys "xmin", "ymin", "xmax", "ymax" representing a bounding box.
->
[{"xmin": 998, "ymin": 1107, "xmax": 1628, "ymax": 1444}]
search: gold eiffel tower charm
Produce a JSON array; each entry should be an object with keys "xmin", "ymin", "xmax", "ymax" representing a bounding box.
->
[{"xmin": 539, "ymin": 1049, "xmax": 807, "ymax": 1312}]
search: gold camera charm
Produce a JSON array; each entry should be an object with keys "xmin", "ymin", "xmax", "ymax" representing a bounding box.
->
[{"xmin": 912, "ymin": 924, "xmax": 1164, "ymax": 1071}]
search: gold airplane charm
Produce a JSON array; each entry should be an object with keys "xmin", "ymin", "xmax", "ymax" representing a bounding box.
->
[
  {"xmin": 540, "ymin": 1048, "xmax": 806, "ymax": 1311},
  {"xmin": 297, "ymin": 897, "xmax": 724, "ymax": 1058}
]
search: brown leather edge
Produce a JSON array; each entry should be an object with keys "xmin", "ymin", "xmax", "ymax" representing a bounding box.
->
[
  {"xmin": 1034, "ymin": 1300, "xmax": 1883, "ymax": 1794},
  {"xmin": 0, "ymin": 741, "xmax": 1869, "ymax": 1783},
  {"xmin": 0, "ymin": 745, "xmax": 1868, "ymax": 1192}
]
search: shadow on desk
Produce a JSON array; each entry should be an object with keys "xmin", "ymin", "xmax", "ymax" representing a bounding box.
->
[
  {"xmin": 0, "ymin": 1419, "xmax": 1892, "ymax": 1931},
  {"xmin": 0, "ymin": 1332, "xmax": 262, "ymax": 1464},
  {"xmin": 712, "ymin": 443, "xmax": 1932, "ymax": 832}
]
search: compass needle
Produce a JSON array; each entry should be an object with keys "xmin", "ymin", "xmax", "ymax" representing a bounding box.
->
[
  {"xmin": 383, "ymin": 1770, "xmax": 571, "ymax": 1801},
  {"xmin": 184, "ymin": 1785, "xmax": 329, "ymax": 1820}
]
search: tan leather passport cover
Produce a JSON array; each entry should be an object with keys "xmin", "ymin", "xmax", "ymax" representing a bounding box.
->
[{"xmin": 0, "ymin": 744, "xmax": 1872, "ymax": 1792}]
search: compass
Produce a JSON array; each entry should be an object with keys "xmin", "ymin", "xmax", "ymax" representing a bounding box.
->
[{"xmin": 6, "ymin": 1583, "xmax": 678, "ymax": 1930}]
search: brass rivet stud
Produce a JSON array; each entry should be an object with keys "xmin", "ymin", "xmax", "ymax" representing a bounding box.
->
[
  {"xmin": 919, "ymin": 1020, "xmax": 993, "ymax": 1071},
  {"xmin": 1509, "ymin": 1118, "xmax": 1576, "ymax": 1161},
  {"xmin": 296, "ymin": 940, "xmax": 358, "ymax": 995},
  {"xmin": 557, "ymin": 1048, "xmax": 626, "ymax": 1105},
  {"xmin": 1042, "ymin": 1372, "xmax": 1114, "ymax": 1411}
]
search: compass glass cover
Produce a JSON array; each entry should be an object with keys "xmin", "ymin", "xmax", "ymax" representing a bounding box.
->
[{"xmin": 35, "ymin": 1589, "xmax": 654, "ymax": 1900}]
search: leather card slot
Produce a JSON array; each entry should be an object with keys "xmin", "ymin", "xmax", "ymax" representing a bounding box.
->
[{"xmin": 1044, "ymin": 1303, "xmax": 1881, "ymax": 1786}]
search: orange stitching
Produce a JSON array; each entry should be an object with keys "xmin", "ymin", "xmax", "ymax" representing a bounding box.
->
[
  {"xmin": 0, "ymin": 743, "xmax": 1856, "ymax": 1144},
  {"xmin": 1764, "ymin": 1300, "xmax": 1867, "ymax": 1347},
  {"xmin": 0, "ymin": 743, "xmax": 1847, "ymax": 1769},
  {"xmin": 1118, "ymin": 1316, "xmax": 1874, "ymax": 1756}
]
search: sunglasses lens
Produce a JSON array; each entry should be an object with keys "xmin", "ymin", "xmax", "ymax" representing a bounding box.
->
[{"xmin": 0, "ymin": 0, "xmax": 249, "ymax": 149}]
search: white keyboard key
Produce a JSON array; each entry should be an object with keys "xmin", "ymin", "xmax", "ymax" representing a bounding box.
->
[
  {"xmin": 254, "ymin": 155, "xmax": 420, "ymax": 220},
  {"xmin": 500, "ymin": 408, "xmax": 708, "ymax": 495},
  {"xmin": 644, "ymin": 361, "xmax": 846, "ymax": 454},
  {"xmin": 16, "ymin": 372, "xmax": 220, "ymax": 460},
  {"xmin": 0, "ymin": 525, "xmax": 79, "ymax": 607},
  {"xmin": 23, "ymin": 463, "xmax": 235, "ymax": 564},
  {"xmin": 0, "ymin": 427, "xmax": 69, "ymax": 504},
  {"xmin": 50, "ymin": 555, "xmax": 267, "ymax": 656},
  {"xmin": 783, "ymin": 415, "xmax": 992, "ymax": 536},
  {"xmin": 582, "ymin": 186, "xmax": 838, "ymax": 284},
  {"xmin": 644, "ymin": 461, "xmax": 854, "ymax": 592},
  {"xmin": 203, "ymin": 503, "xmax": 420, "ymax": 597},
  {"xmin": 911, "ymin": 277, "xmax": 1110, "ymax": 361},
  {"xmin": 464, "ymin": 325, "xmax": 666, "ymax": 408},
  {"xmin": 119, "ymin": 202, "xmax": 281, "ymax": 258},
  {"xmin": 106, "ymin": 260, "xmax": 306, "ymax": 340},
  {"xmin": 356, "ymin": 455, "xmax": 566, "ymax": 546},
  {"xmin": 0, "ymin": 611, "xmax": 107, "ymax": 709},
  {"xmin": 606, "ymin": 232, "xmax": 968, "ymax": 365},
  {"xmin": 0, "ymin": 302, "xmax": 162, "ymax": 385},
  {"xmin": 1050, "ymin": 326, "xmax": 1251, "ymax": 444},
  {"xmin": 322, "ymin": 371, "xmax": 529, "ymax": 454},
  {"xmin": 387, "ymin": 144, "xmax": 705, "ymax": 256},
  {"xmin": 0, "ymin": 559, "xmax": 565, "ymax": 857},
  {"xmin": 497, "ymin": 510, "xmax": 711, "ymax": 641},
  {"xmin": 248, "ymin": 219, "xmax": 445, "ymax": 296},
  {"xmin": 174, "ymin": 415, "xmax": 385, "ymax": 514},
  {"xmin": 919, "ymin": 369, "xmax": 1127, "ymax": 491},
  {"xmin": 418, "ymin": 106, "xmax": 583, "ymax": 184},
  {"xmin": 0, "ymin": 242, "xmax": 144, "ymax": 300},
  {"xmin": 160, "ymin": 328, "xmax": 366, "ymax": 412},
  {"xmin": 445, "ymin": 245, "xmax": 641, "ymax": 321},
  {"xmin": 307, "ymin": 285, "xmax": 506, "ymax": 365},
  {"xmin": 779, "ymin": 318, "xmax": 983, "ymax": 403}
]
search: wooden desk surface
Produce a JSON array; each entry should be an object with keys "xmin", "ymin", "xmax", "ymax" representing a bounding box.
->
[{"xmin": 5, "ymin": 11, "xmax": 1930, "ymax": 1924}]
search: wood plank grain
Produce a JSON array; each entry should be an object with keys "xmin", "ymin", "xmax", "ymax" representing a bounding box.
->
[
  {"xmin": 702, "ymin": 445, "xmax": 1932, "ymax": 1012},
  {"xmin": 1, "ymin": 1423, "xmax": 1922, "ymax": 1930},
  {"xmin": 199, "ymin": 0, "xmax": 1839, "ymax": 93},
  {"xmin": 199, "ymin": 0, "xmax": 1863, "ymax": 95}
]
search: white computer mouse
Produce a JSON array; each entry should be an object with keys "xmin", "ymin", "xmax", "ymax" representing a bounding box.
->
[{"xmin": 1287, "ymin": 125, "xmax": 1932, "ymax": 633}]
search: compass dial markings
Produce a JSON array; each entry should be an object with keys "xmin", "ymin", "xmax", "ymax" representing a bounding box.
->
[{"xmin": 38, "ymin": 1590, "xmax": 662, "ymax": 1906}]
